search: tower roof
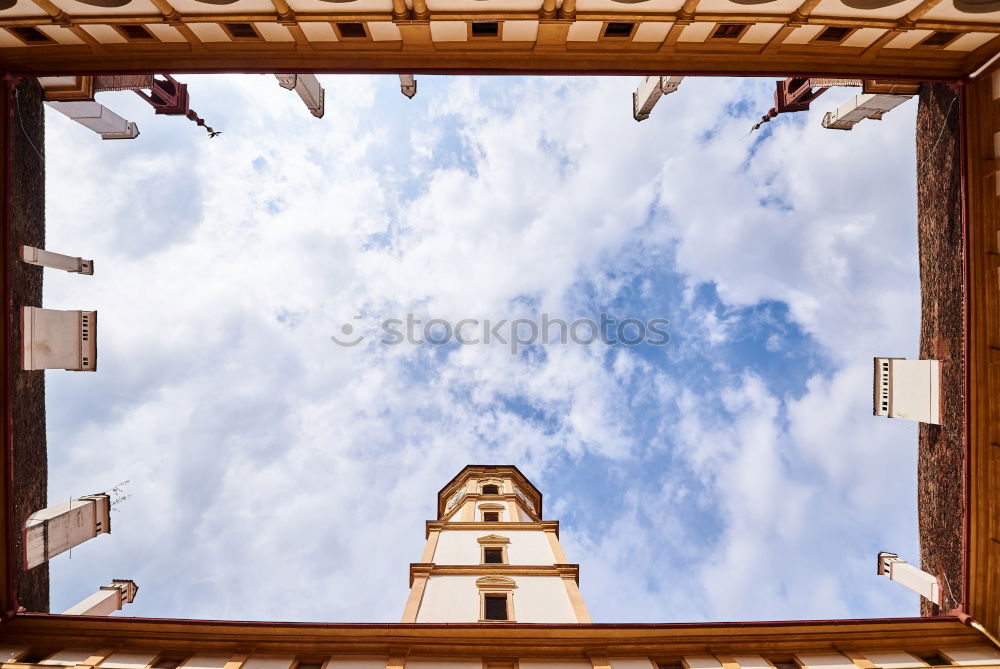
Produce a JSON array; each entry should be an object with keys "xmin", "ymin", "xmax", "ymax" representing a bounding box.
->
[{"xmin": 436, "ymin": 465, "xmax": 542, "ymax": 520}]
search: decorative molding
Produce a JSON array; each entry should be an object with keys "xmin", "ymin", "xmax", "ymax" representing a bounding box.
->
[
  {"xmin": 39, "ymin": 75, "xmax": 93, "ymax": 101},
  {"xmin": 408, "ymin": 563, "xmax": 581, "ymax": 583},
  {"xmin": 3, "ymin": 47, "xmax": 981, "ymax": 79},
  {"xmin": 476, "ymin": 576, "xmax": 517, "ymax": 590},
  {"xmin": 0, "ymin": 617, "xmax": 985, "ymax": 656},
  {"xmin": 477, "ymin": 534, "xmax": 511, "ymax": 545},
  {"xmin": 428, "ymin": 521, "xmax": 560, "ymax": 537}
]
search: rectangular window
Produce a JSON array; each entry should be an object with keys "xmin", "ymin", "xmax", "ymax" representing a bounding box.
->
[
  {"xmin": 920, "ymin": 31, "xmax": 958, "ymax": 47},
  {"xmin": 152, "ymin": 657, "xmax": 188, "ymax": 669},
  {"xmin": 471, "ymin": 21, "xmax": 500, "ymax": 37},
  {"xmin": 602, "ymin": 22, "xmax": 635, "ymax": 38},
  {"xmin": 9, "ymin": 26, "xmax": 53, "ymax": 44},
  {"xmin": 481, "ymin": 484, "xmax": 499, "ymax": 494},
  {"xmin": 483, "ymin": 547, "xmax": 504, "ymax": 563},
  {"xmin": 336, "ymin": 22, "xmax": 368, "ymax": 38},
  {"xmin": 483, "ymin": 594, "xmax": 508, "ymax": 620},
  {"xmin": 483, "ymin": 511, "xmax": 499, "ymax": 522},
  {"xmin": 711, "ymin": 23, "xmax": 747, "ymax": 39},
  {"xmin": 118, "ymin": 24, "xmax": 156, "ymax": 40},
  {"xmin": 223, "ymin": 23, "xmax": 261, "ymax": 40},
  {"xmin": 814, "ymin": 26, "xmax": 852, "ymax": 42}
]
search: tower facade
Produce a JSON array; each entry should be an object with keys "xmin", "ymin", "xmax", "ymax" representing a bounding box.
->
[{"xmin": 401, "ymin": 465, "xmax": 590, "ymax": 623}]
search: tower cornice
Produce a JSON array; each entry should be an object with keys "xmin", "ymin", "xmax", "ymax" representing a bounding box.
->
[
  {"xmin": 437, "ymin": 466, "xmax": 542, "ymax": 520},
  {"xmin": 409, "ymin": 563, "xmax": 580, "ymax": 587},
  {"xmin": 425, "ymin": 520, "xmax": 560, "ymax": 538},
  {"xmin": 441, "ymin": 493, "xmax": 542, "ymax": 522}
]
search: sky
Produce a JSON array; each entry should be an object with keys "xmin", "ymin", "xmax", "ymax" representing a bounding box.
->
[{"xmin": 42, "ymin": 73, "xmax": 923, "ymax": 623}]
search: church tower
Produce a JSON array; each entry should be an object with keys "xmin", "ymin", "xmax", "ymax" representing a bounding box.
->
[{"xmin": 401, "ymin": 465, "xmax": 591, "ymax": 623}]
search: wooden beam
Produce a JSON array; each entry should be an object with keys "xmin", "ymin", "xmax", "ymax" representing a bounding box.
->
[
  {"xmin": 760, "ymin": 23, "xmax": 794, "ymax": 54},
  {"xmin": 677, "ymin": 0, "xmax": 700, "ymax": 21},
  {"xmin": 0, "ymin": 36, "xmax": 978, "ymax": 77},
  {"xmin": 269, "ymin": 0, "xmax": 295, "ymax": 22},
  {"xmin": 68, "ymin": 25, "xmax": 104, "ymax": 51},
  {"xmin": 0, "ymin": 615, "xmax": 986, "ymax": 657},
  {"xmin": 3, "ymin": 10, "xmax": 1000, "ymax": 33},
  {"xmin": 286, "ymin": 22, "xmax": 311, "ymax": 46},
  {"xmin": 861, "ymin": 28, "xmax": 903, "ymax": 59},
  {"xmin": 656, "ymin": 21, "xmax": 686, "ymax": 52},
  {"xmin": 789, "ymin": 0, "xmax": 823, "ymax": 24},
  {"xmin": 901, "ymin": 0, "xmax": 943, "ymax": 26},
  {"xmin": 148, "ymin": 0, "xmax": 182, "ymax": 22},
  {"xmin": 964, "ymin": 33, "xmax": 1000, "ymax": 73},
  {"xmin": 25, "ymin": 0, "xmax": 68, "ymax": 23}
]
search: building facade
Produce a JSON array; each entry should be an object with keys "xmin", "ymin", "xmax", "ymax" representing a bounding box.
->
[
  {"xmin": 0, "ymin": 467, "xmax": 999, "ymax": 669},
  {"xmin": 402, "ymin": 465, "xmax": 589, "ymax": 624}
]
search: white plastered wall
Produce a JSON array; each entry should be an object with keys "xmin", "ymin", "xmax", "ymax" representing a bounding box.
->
[
  {"xmin": 432, "ymin": 530, "xmax": 557, "ymax": 565},
  {"xmin": 406, "ymin": 662, "xmax": 482, "ymax": 669},
  {"xmin": 326, "ymin": 660, "xmax": 388, "ymax": 669},
  {"xmin": 415, "ymin": 575, "xmax": 576, "ymax": 622},
  {"xmin": 610, "ymin": 661, "xmax": 657, "ymax": 669}
]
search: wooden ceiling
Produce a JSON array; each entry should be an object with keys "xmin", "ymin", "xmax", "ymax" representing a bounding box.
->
[{"xmin": 0, "ymin": 0, "xmax": 998, "ymax": 77}]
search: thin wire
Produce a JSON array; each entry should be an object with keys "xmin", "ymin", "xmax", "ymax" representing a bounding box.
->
[
  {"xmin": 941, "ymin": 568, "xmax": 958, "ymax": 611},
  {"xmin": 917, "ymin": 95, "xmax": 958, "ymax": 175},
  {"xmin": 13, "ymin": 87, "xmax": 44, "ymax": 162}
]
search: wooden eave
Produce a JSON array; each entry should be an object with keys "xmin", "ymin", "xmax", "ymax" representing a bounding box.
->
[{"xmin": 0, "ymin": 615, "xmax": 985, "ymax": 657}]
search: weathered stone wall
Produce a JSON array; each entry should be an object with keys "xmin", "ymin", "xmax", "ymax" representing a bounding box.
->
[
  {"xmin": 10, "ymin": 76, "xmax": 48, "ymax": 613},
  {"xmin": 916, "ymin": 81, "xmax": 963, "ymax": 616}
]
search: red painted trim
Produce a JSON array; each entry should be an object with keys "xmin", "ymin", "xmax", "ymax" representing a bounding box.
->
[
  {"xmin": 1, "ymin": 73, "xmax": 16, "ymax": 616},
  {"xmin": 957, "ymin": 78, "xmax": 971, "ymax": 614},
  {"xmin": 0, "ymin": 65, "xmax": 967, "ymax": 80},
  {"xmin": 13, "ymin": 613, "xmax": 965, "ymax": 629}
]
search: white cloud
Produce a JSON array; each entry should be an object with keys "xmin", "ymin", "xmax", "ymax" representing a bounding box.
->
[{"xmin": 40, "ymin": 73, "xmax": 922, "ymax": 624}]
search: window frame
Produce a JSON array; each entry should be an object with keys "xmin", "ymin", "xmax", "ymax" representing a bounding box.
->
[
  {"xmin": 917, "ymin": 30, "xmax": 960, "ymax": 48},
  {"xmin": 222, "ymin": 22, "xmax": 264, "ymax": 41},
  {"xmin": 334, "ymin": 21, "xmax": 372, "ymax": 40},
  {"xmin": 113, "ymin": 23, "xmax": 160, "ymax": 42},
  {"xmin": 600, "ymin": 21, "xmax": 636, "ymax": 40},
  {"xmin": 481, "ymin": 545, "xmax": 507, "ymax": 565},
  {"xmin": 709, "ymin": 22, "xmax": 750, "ymax": 41},
  {"xmin": 467, "ymin": 20, "xmax": 504, "ymax": 40},
  {"xmin": 7, "ymin": 26, "xmax": 54, "ymax": 45},
  {"xmin": 482, "ymin": 593, "xmax": 511, "ymax": 621},
  {"xmin": 810, "ymin": 25, "xmax": 856, "ymax": 44}
]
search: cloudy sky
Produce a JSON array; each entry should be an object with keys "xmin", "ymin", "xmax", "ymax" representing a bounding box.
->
[{"xmin": 42, "ymin": 73, "xmax": 922, "ymax": 623}]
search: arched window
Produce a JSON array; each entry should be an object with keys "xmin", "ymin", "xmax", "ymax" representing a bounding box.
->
[{"xmin": 481, "ymin": 484, "xmax": 499, "ymax": 495}]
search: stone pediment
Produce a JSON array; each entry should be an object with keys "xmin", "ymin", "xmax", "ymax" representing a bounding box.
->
[
  {"xmin": 475, "ymin": 576, "xmax": 516, "ymax": 590},
  {"xmin": 477, "ymin": 534, "xmax": 511, "ymax": 545}
]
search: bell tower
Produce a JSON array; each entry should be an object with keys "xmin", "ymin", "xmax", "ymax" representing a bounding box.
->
[{"xmin": 401, "ymin": 465, "xmax": 590, "ymax": 623}]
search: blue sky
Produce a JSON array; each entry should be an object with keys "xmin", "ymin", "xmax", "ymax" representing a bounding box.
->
[{"xmin": 42, "ymin": 73, "xmax": 921, "ymax": 623}]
